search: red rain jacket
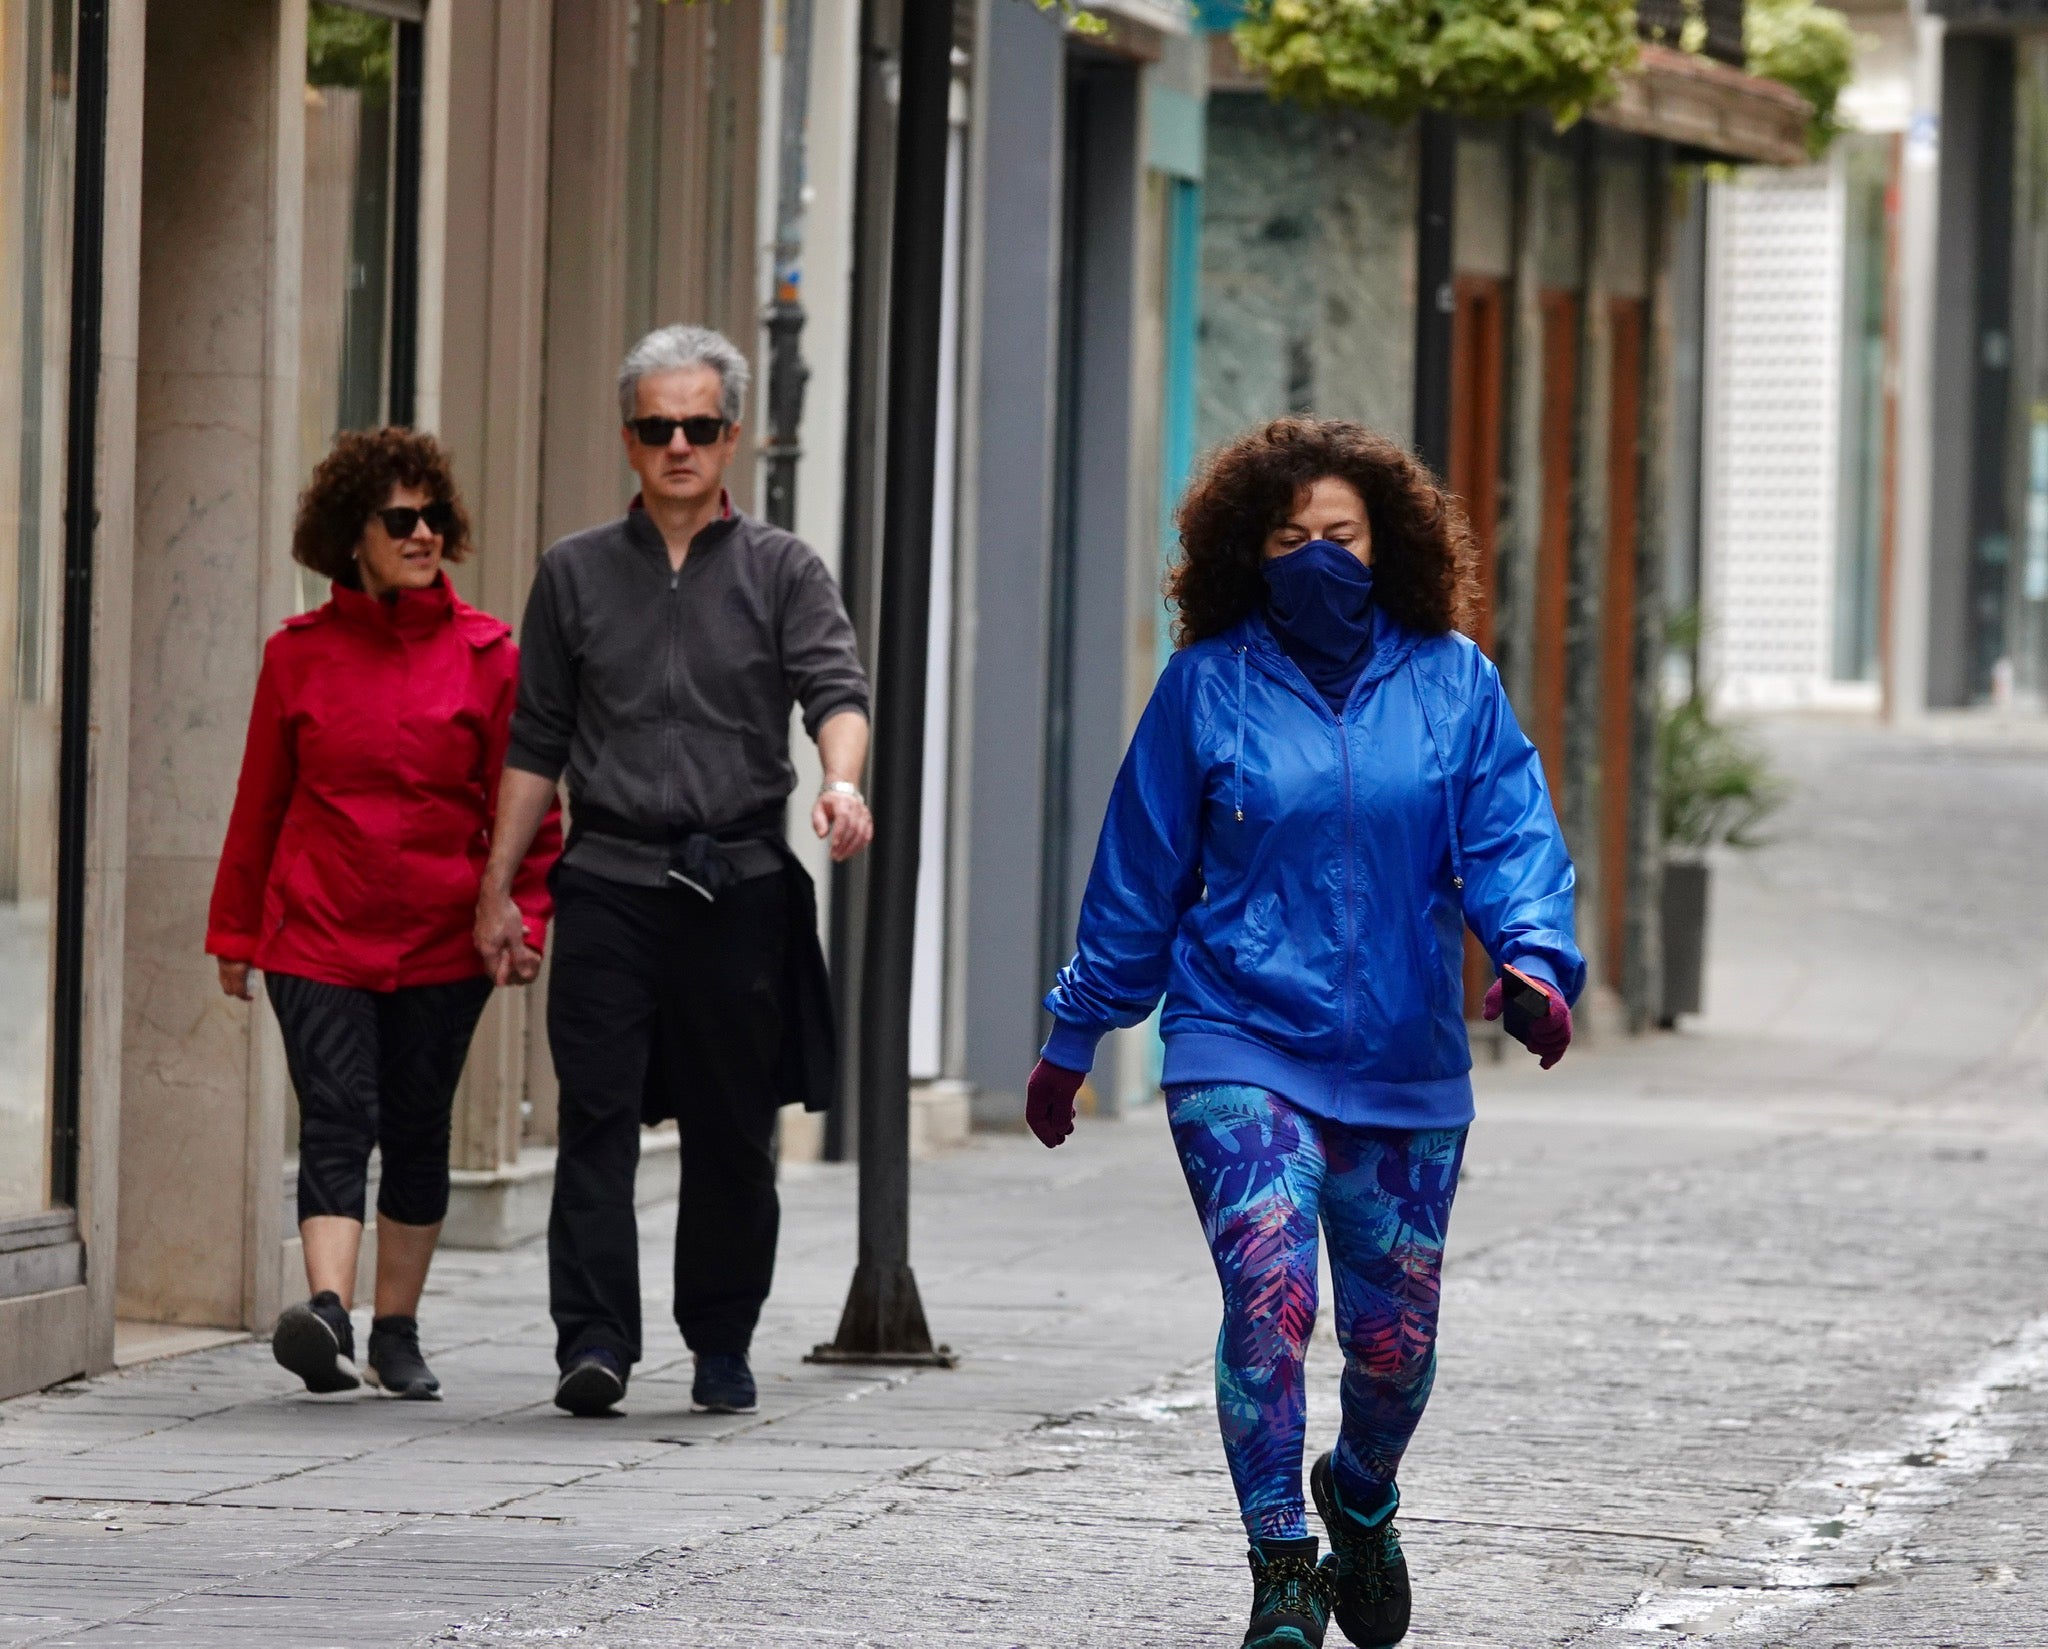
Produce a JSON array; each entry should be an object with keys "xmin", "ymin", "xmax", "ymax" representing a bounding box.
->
[{"xmin": 206, "ymin": 577, "xmax": 561, "ymax": 992}]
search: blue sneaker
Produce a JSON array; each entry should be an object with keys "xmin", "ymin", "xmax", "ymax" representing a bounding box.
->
[
  {"xmin": 1243, "ymin": 1535, "xmax": 1331, "ymax": 1648},
  {"xmin": 554, "ymin": 1348, "xmax": 626, "ymax": 1416},
  {"xmin": 691, "ymin": 1352, "xmax": 757, "ymax": 1414}
]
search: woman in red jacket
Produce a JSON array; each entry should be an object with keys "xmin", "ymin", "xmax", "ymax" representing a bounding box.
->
[{"xmin": 208, "ymin": 428, "xmax": 560, "ymax": 1401}]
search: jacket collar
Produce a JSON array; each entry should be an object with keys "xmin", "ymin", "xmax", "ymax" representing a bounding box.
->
[
  {"xmin": 1233, "ymin": 609, "xmax": 1424, "ymax": 708},
  {"xmin": 624, "ymin": 491, "xmax": 741, "ymax": 564},
  {"xmin": 329, "ymin": 572, "xmax": 457, "ymax": 639}
]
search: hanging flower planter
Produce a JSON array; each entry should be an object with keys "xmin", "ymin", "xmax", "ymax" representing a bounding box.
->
[
  {"xmin": 1233, "ymin": 0, "xmax": 1642, "ymax": 127},
  {"xmin": 1746, "ymin": 0, "xmax": 1860, "ymax": 155}
]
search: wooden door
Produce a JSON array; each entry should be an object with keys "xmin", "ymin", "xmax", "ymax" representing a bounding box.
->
[
  {"xmin": 1450, "ymin": 277, "xmax": 1507, "ymax": 1015},
  {"xmin": 1449, "ymin": 277, "xmax": 1507, "ymax": 653},
  {"xmin": 1533, "ymin": 291, "xmax": 1578, "ymax": 798},
  {"xmin": 1600, "ymin": 298, "xmax": 1646, "ymax": 990}
]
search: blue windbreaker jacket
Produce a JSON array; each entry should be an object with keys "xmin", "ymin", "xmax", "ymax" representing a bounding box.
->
[{"xmin": 1042, "ymin": 611, "xmax": 1584, "ymax": 1129}]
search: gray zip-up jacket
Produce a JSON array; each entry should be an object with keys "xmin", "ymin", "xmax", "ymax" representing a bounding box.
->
[{"xmin": 505, "ymin": 504, "xmax": 869, "ymax": 886}]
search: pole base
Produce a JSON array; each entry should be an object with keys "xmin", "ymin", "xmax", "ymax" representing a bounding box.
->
[
  {"xmin": 804, "ymin": 1343, "xmax": 957, "ymax": 1368},
  {"xmin": 805, "ymin": 1260, "xmax": 956, "ymax": 1368}
]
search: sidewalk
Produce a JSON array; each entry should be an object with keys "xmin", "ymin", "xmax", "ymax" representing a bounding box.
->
[
  {"xmin": 6, "ymin": 716, "xmax": 2048, "ymax": 1646},
  {"xmin": 13, "ymin": 1072, "xmax": 2045, "ymax": 1648},
  {"xmin": 0, "ymin": 1119, "xmax": 1238, "ymax": 1646}
]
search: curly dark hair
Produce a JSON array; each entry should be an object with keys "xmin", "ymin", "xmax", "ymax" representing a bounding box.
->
[
  {"xmin": 292, "ymin": 426, "xmax": 473, "ymax": 584},
  {"xmin": 1168, "ymin": 418, "xmax": 1475, "ymax": 647}
]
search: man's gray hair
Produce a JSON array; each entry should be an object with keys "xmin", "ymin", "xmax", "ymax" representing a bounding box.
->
[{"xmin": 617, "ymin": 325, "xmax": 751, "ymax": 424}]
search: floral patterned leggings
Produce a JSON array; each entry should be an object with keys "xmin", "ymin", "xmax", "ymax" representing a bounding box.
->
[{"xmin": 1166, "ymin": 1083, "xmax": 1468, "ymax": 1542}]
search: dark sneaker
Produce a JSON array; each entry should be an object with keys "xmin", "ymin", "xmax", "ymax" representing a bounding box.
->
[
  {"xmin": 365, "ymin": 1315, "xmax": 441, "ymax": 1400},
  {"xmin": 272, "ymin": 1291, "xmax": 360, "ymax": 1394},
  {"xmin": 1243, "ymin": 1535, "xmax": 1332, "ymax": 1649},
  {"xmin": 690, "ymin": 1352, "xmax": 757, "ymax": 1414},
  {"xmin": 1310, "ymin": 1453, "xmax": 1410, "ymax": 1647},
  {"xmin": 554, "ymin": 1348, "xmax": 627, "ymax": 1416}
]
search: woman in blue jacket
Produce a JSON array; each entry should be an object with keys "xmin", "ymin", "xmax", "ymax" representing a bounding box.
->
[{"xmin": 1028, "ymin": 419, "xmax": 1582, "ymax": 1649}]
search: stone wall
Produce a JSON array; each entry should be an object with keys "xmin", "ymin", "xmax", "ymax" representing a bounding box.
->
[{"xmin": 1198, "ymin": 93, "xmax": 1414, "ymax": 457}]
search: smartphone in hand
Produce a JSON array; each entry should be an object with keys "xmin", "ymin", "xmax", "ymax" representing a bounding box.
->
[{"xmin": 1500, "ymin": 967, "xmax": 1551, "ymax": 1042}]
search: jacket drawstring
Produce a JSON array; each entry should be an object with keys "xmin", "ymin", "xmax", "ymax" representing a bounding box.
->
[
  {"xmin": 1234, "ymin": 646, "xmax": 1248, "ymax": 822},
  {"xmin": 1414, "ymin": 678, "xmax": 1466, "ymax": 895}
]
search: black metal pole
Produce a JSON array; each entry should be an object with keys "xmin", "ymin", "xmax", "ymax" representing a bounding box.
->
[
  {"xmin": 1412, "ymin": 109, "xmax": 1456, "ymax": 478},
  {"xmin": 387, "ymin": 20, "xmax": 424, "ymax": 428},
  {"xmin": 824, "ymin": 0, "xmax": 900, "ymax": 1164},
  {"xmin": 762, "ymin": 0, "xmax": 815, "ymax": 530},
  {"xmin": 809, "ymin": 0, "xmax": 953, "ymax": 1366},
  {"xmin": 50, "ymin": 0, "xmax": 110, "ymax": 1210}
]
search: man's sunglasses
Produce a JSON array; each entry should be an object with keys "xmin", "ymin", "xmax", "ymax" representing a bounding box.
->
[
  {"xmin": 628, "ymin": 415, "xmax": 730, "ymax": 448},
  {"xmin": 374, "ymin": 502, "xmax": 459, "ymax": 540}
]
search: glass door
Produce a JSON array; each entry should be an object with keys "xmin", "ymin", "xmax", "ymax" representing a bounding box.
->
[
  {"xmin": 0, "ymin": 0, "xmax": 76, "ymax": 1220},
  {"xmin": 298, "ymin": 0, "xmax": 422, "ymax": 609}
]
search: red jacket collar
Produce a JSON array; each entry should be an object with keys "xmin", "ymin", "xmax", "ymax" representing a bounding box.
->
[
  {"xmin": 329, "ymin": 573, "xmax": 452, "ymax": 635},
  {"xmin": 322, "ymin": 574, "xmax": 508, "ymax": 648}
]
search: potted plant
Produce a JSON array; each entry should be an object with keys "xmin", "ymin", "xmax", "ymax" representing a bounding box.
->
[{"xmin": 1657, "ymin": 695, "xmax": 1785, "ymax": 1027}]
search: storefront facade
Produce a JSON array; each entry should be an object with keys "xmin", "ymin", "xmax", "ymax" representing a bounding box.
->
[
  {"xmin": 0, "ymin": 0, "xmax": 772, "ymax": 1398},
  {"xmin": 0, "ymin": 0, "xmax": 107, "ymax": 1396}
]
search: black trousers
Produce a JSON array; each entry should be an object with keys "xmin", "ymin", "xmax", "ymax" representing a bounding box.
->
[
  {"xmin": 546, "ymin": 863, "xmax": 787, "ymax": 1368},
  {"xmin": 266, "ymin": 971, "xmax": 494, "ymax": 1227}
]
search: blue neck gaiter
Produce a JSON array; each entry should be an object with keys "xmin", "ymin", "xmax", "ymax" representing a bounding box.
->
[{"xmin": 1262, "ymin": 539, "xmax": 1376, "ymax": 716}]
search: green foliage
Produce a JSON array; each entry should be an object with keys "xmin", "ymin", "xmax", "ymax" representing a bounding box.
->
[
  {"xmin": 1658, "ymin": 696, "xmax": 1786, "ymax": 853},
  {"xmin": 662, "ymin": 0, "xmax": 1103, "ymax": 33},
  {"xmin": 1232, "ymin": 0, "xmax": 1639, "ymax": 127},
  {"xmin": 307, "ymin": 1, "xmax": 393, "ymax": 92},
  {"xmin": 1746, "ymin": 0, "xmax": 1859, "ymax": 156},
  {"xmin": 1035, "ymin": 0, "xmax": 1110, "ymax": 36}
]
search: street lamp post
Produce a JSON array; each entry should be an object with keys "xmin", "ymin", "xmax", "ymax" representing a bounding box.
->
[
  {"xmin": 1412, "ymin": 109, "xmax": 1457, "ymax": 478},
  {"xmin": 808, "ymin": 0, "xmax": 955, "ymax": 1369}
]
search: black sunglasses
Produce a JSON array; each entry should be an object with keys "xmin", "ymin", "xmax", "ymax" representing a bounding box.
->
[
  {"xmin": 374, "ymin": 502, "xmax": 458, "ymax": 540},
  {"xmin": 628, "ymin": 414, "xmax": 730, "ymax": 448}
]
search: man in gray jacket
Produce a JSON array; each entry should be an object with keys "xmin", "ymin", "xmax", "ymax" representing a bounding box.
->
[{"xmin": 475, "ymin": 325, "xmax": 872, "ymax": 1418}]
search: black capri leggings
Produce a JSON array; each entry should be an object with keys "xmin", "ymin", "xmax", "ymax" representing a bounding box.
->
[{"xmin": 266, "ymin": 971, "xmax": 494, "ymax": 1227}]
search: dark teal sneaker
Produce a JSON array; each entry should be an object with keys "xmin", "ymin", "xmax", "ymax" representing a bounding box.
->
[
  {"xmin": 1310, "ymin": 1453, "xmax": 1410, "ymax": 1647},
  {"xmin": 1243, "ymin": 1535, "xmax": 1332, "ymax": 1649}
]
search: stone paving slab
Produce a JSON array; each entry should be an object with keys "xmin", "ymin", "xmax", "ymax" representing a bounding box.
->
[{"xmin": 7, "ymin": 719, "xmax": 2048, "ymax": 1644}]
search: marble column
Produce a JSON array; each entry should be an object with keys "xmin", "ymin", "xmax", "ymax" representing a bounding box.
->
[
  {"xmin": 118, "ymin": 0, "xmax": 301, "ymax": 1328},
  {"xmin": 433, "ymin": 0, "xmax": 553, "ymax": 1176}
]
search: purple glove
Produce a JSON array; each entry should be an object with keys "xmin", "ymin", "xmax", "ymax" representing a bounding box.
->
[
  {"xmin": 1026, "ymin": 1059, "xmax": 1084, "ymax": 1148},
  {"xmin": 1482, "ymin": 967, "xmax": 1572, "ymax": 1070}
]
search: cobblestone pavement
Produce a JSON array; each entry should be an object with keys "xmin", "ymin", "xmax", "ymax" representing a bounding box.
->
[{"xmin": 3, "ymin": 716, "xmax": 2047, "ymax": 1647}]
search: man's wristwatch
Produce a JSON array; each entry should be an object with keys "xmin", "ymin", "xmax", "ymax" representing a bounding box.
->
[{"xmin": 822, "ymin": 780, "xmax": 867, "ymax": 807}]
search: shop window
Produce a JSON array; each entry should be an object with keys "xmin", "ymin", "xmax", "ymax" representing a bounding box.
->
[
  {"xmin": 298, "ymin": 0, "xmax": 421, "ymax": 610},
  {"xmin": 0, "ymin": 0, "xmax": 75, "ymax": 1221}
]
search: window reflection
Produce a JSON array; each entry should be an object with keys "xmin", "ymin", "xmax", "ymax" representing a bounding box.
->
[
  {"xmin": 0, "ymin": 0, "xmax": 74, "ymax": 1219},
  {"xmin": 299, "ymin": 0, "xmax": 397, "ymax": 612}
]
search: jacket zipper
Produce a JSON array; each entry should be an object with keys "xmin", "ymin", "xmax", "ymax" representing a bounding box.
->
[
  {"xmin": 1245, "ymin": 642, "xmax": 1362, "ymax": 1065},
  {"xmin": 664, "ymin": 559, "xmax": 681, "ymax": 825},
  {"xmin": 1339, "ymin": 701, "xmax": 1361, "ymax": 1065}
]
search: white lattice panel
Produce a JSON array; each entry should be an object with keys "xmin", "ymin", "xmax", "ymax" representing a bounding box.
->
[{"xmin": 1702, "ymin": 166, "xmax": 1863, "ymax": 709}]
